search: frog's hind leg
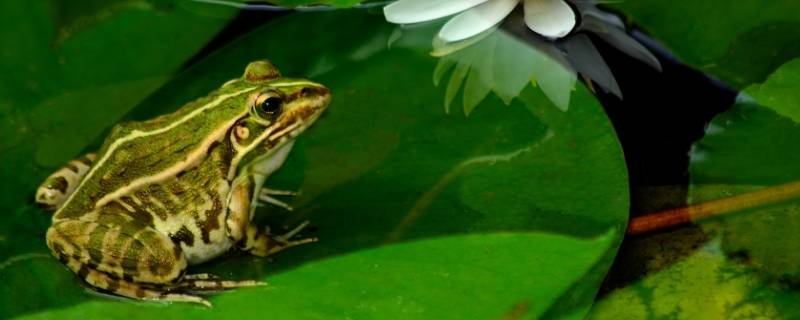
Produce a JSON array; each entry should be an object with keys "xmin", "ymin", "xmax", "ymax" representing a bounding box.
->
[
  {"xmin": 46, "ymin": 218, "xmax": 206, "ymax": 305},
  {"xmin": 36, "ymin": 153, "xmax": 96, "ymax": 211},
  {"xmin": 47, "ymin": 217, "xmax": 265, "ymax": 306},
  {"xmin": 53, "ymin": 255, "xmax": 264, "ymax": 306},
  {"xmin": 57, "ymin": 254, "xmax": 211, "ymax": 306}
]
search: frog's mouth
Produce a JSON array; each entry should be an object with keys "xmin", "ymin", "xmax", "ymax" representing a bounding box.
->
[{"xmin": 264, "ymin": 86, "xmax": 330, "ymax": 148}]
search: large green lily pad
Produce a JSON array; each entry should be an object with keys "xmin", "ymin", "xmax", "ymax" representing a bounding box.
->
[
  {"xmin": 608, "ymin": 0, "xmax": 800, "ymax": 89},
  {"xmin": 1, "ymin": 8, "xmax": 629, "ymax": 320}
]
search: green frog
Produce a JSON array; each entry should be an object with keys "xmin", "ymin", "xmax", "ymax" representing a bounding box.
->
[{"xmin": 35, "ymin": 60, "xmax": 331, "ymax": 306}]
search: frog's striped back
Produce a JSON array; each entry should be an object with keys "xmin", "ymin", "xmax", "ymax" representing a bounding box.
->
[{"xmin": 52, "ymin": 86, "xmax": 256, "ymax": 220}]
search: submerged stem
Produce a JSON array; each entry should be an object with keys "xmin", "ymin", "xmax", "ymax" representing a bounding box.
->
[{"xmin": 627, "ymin": 181, "xmax": 800, "ymax": 235}]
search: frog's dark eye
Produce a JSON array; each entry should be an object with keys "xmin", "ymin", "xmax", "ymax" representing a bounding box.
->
[
  {"xmin": 260, "ymin": 97, "xmax": 283, "ymax": 114},
  {"xmin": 253, "ymin": 93, "xmax": 284, "ymax": 121}
]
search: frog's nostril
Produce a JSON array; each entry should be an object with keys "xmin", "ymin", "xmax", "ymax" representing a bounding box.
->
[{"xmin": 300, "ymin": 87, "xmax": 313, "ymax": 97}]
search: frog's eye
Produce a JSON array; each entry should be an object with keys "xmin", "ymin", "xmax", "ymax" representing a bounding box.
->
[
  {"xmin": 252, "ymin": 92, "xmax": 284, "ymax": 122},
  {"xmin": 260, "ymin": 97, "xmax": 283, "ymax": 114}
]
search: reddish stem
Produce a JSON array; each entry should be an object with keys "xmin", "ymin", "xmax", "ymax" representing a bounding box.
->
[{"xmin": 627, "ymin": 181, "xmax": 800, "ymax": 235}]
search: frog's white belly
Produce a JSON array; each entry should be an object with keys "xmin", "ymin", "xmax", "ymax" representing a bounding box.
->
[
  {"xmin": 153, "ymin": 212, "xmax": 234, "ymax": 265},
  {"xmin": 149, "ymin": 178, "xmax": 235, "ymax": 265},
  {"xmin": 183, "ymin": 236, "xmax": 233, "ymax": 265}
]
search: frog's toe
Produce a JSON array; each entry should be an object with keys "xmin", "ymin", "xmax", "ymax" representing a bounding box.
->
[
  {"xmin": 173, "ymin": 278, "xmax": 267, "ymax": 293},
  {"xmin": 258, "ymin": 188, "xmax": 300, "ymax": 211},
  {"xmin": 273, "ymin": 220, "xmax": 310, "ymax": 242},
  {"xmin": 273, "ymin": 220, "xmax": 318, "ymax": 246},
  {"xmin": 183, "ymin": 273, "xmax": 219, "ymax": 280},
  {"xmin": 241, "ymin": 220, "xmax": 317, "ymax": 257},
  {"xmin": 155, "ymin": 292, "xmax": 212, "ymax": 307}
]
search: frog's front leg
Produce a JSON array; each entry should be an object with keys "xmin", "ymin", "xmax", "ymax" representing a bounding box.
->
[
  {"xmin": 241, "ymin": 220, "xmax": 317, "ymax": 257},
  {"xmin": 226, "ymin": 179, "xmax": 317, "ymax": 257}
]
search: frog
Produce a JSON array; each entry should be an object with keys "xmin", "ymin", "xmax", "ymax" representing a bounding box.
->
[{"xmin": 35, "ymin": 60, "xmax": 331, "ymax": 306}]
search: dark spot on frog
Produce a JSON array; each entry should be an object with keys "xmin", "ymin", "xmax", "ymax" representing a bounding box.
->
[
  {"xmin": 51, "ymin": 243, "xmax": 68, "ymax": 262},
  {"xmin": 197, "ymin": 192, "xmax": 223, "ymax": 244},
  {"xmin": 173, "ymin": 244, "xmax": 182, "ymax": 260},
  {"xmin": 48, "ymin": 176, "xmax": 69, "ymax": 193},
  {"xmin": 78, "ymin": 155, "xmax": 94, "ymax": 166},
  {"xmin": 106, "ymin": 278, "xmax": 120, "ymax": 292},
  {"xmin": 65, "ymin": 163, "xmax": 80, "ymax": 173},
  {"xmin": 76, "ymin": 264, "xmax": 91, "ymax": 279},
  {"xmin": 169, "ymin": 225, "xmax": 195, "ymax": 247}
]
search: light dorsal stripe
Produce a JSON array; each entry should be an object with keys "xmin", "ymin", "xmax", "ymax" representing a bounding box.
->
[
  {"xmin": 95, "ymin": 109, "xmax": 250, "ymax": 208},
  {"xmin": 57, "ymin": 87, "xmax": 256, "ymax": 215}
]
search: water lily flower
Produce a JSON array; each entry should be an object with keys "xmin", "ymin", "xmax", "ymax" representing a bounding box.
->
[
  {"xmin": 384, "ymin": 0, "xmax": 663, "ymax": 115},
  {"xmin": 384, "ymin": 0, "xmax": 577, "ymax": 42}
]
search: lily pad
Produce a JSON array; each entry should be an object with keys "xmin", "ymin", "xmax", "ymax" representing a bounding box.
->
[
  {"xmin": 19, "ymin": 232, "xmax": 616, "ymax": 319},
  {"xmin": 589, "ymin": 242, "xmax": 800, "ymax": 319},
  {"xmin": 744, "ymin": 58, "xmax": 800, "ymax": 123},
  {"xmin": 591, "ymin": 55, "xmax": 800, "ymax": 319},
  {"xmin": 609, "ymin": 0, "xmax": 800, "ymax": 88},
  {"xmin": 687, "ymin": 58, "xmax": 800, "ymax": 282},
  {"xmin": 1, "ymin": 9, "xmax": 628, "ymax": 320}
]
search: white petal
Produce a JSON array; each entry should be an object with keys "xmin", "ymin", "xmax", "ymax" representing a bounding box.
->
[
  {"xmin": 438, "ymin": 0, "xmax": 518, "ymax": 42},
  {"xmin": 523, "ymin": 0, "xmax": 576, "ymax": 39},
  {"xmin": 431, "ymin": 27, "xmax": 494, "ymax": 57},
  {"xmin": 384, "ymin": 0, "xmax": 490, "ymax": 24}
]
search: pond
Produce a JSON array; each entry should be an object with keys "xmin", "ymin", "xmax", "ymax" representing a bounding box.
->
[{"xmin": 1, "ymin": 1, "xmax": 799, "ymax": 319}]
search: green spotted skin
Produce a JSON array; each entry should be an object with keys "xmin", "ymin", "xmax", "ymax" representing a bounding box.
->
[{"xmin": 40, "ymin": 60, "xmax": 330, "ymax": 306}]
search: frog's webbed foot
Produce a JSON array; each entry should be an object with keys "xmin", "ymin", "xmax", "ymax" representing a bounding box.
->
[
  {"xmin": 170, "ymin": 274, "xmax": 266, "ymax": 293},
  {"xmin": 243, "ymin": 220, "xmax": 318, "ymax": 257},
  {"xmin": 65, "ymin": 255, "xmax": 213, "ymax": 307},
  {"xmin": 85, "ymin": 270, "xmax": 266, "ymax": 307},
  {"xmin": 258, "ymin": 188, "xmax": 299, "ymax": 211}
]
